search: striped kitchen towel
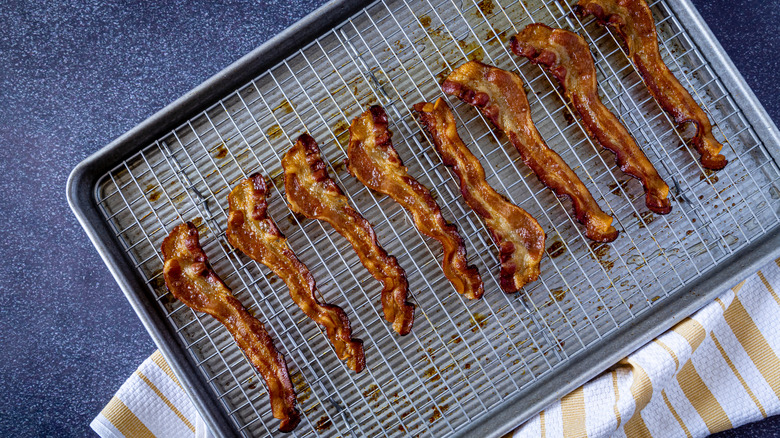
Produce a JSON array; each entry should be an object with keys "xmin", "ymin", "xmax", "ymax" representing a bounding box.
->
[
  {"xmin": 92, "ymin": 257, "xmax": 780, "ymax": 438},
  {"xmin": 510, "ymin": 258, "xmax": 780, "ymax": 438},
  {"xmin": 90, "ymin": 351, "xmax": 209, "ymax": 438}
]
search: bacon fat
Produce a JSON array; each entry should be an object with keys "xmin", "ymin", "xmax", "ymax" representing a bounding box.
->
[
  {"xmin": 227, "ymin": 174, "xmax": 365, "ymax": 372},
  {"xmin": 511, "ymin": 23, "xmax": 672, "ymax": 214},
  {"xmin": 575, "ymin": 0, "xmax": 727, "ymax": 170},
  {"xmin": 347, "ymin": 105, "xmax": 484, "ymax": 299},
  {"xmin": 161, "ymin": 222, "xmax": 300, "ymax": 432},
  {"xmin": 442, "ymin": 60, "xmax": 618, "ymax": 242},
  {"xmin": 414, "ymin": 98, "xmax": 546, "ymax": 293},
  {"xmin": 282, "ymin": 134, "xmax": 415, "ymax": 335}
]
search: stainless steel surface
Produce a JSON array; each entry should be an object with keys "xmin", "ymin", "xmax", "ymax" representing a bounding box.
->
[{"xmin": 77, "ymin": 0, "xmax": 780, "ymax": 436}]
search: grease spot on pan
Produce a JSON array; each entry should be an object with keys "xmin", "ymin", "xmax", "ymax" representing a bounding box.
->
[
  {"xmin": 274, "ymin": 99, "xmax": 294, "ymax": 115},
  {"xmin": 547, "ymin": 238, "xmax": 566, "ymax": 258},
  {"xmin": 213, "ymin": 143, "xmax": 228, "ymax": 159},
  {"xmin": 266, "ymin": 124, "xmax": 284, "ymax": 140},
  {"xmin": 146, "ymin": 184, "xmax": 161, "ymax": 202},
  {"xmin": 476, "ymin": 0, "xmax": 494, "ymax": 15},
  {"xmin": 315, "ymin": 415, "xmax": 332, "ymax": 431}
]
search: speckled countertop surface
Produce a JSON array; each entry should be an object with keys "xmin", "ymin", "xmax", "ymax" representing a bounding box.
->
[{"xmin": 0, "ymin": 0, "xmax": 778, "ymax": 436}]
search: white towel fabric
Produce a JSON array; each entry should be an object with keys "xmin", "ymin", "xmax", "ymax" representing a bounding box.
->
[
  {"xmin": 510, "ymin": 258, "xmax": 780, "ymax": 438},
  {"xmin": 90, "ymin": 350, "xmax": 211, "ymax": 438},
  {"xmin": 92, "ymin": 257, "xmax": 780, "ymax": 438}
]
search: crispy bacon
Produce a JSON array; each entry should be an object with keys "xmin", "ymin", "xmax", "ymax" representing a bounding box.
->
[
  {"xmin": 414, "ymin": 98, "xmax": 546, "ymax": 293},
  {"xmin": 442, "ymin": 61, "xmax": 618, "ymax": 242},
  {"xmin": 511, "ymin": 24, "xmax": 672, "ymax": 214},
  {"xmin": 282, "ymin": 134, "xmax": 415, "ymax": 335},
  {"xmin": 161, "ymin": 222, "xmax": 300, "ymax": 432},
  {"xmin": 226, "ymin": 174, "xmax": 365, "ymax": 372},
  {"xmin": 346, "ymin": 105, "xmax": 484, "ymax": 299},
  {"xmin": 575, "ymin": 0, "xmax": 727, "ymax": 170}
]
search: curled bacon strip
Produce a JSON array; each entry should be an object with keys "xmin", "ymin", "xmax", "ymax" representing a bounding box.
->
[
  {"xmin": 226, "ymin": 174, "xmax": 365, "ymax": 372},
  {"xmin": 414, "ymin": 98, "xmax": 546, "ymax": 293},
  {"xmin": 282, "ymin": 134, "xmax": 415, "ymax": 335},
  {"xmin": 575, "ymin": 0, "xmax": 727, "ymax": 170},
  {"xmin": 347, "ymin": 105, "xmax": 484, "ymax": 299},
  {"xmin": 442, "ymin": 61, "xmax": 618, "ymax": 242},
  {"xmin": 161, "ymin": 222, "xmax": 300, "ymax": 432},
  {"xmin": 511, "ymin": 24, "xmax": 671, "ymax": 214}
]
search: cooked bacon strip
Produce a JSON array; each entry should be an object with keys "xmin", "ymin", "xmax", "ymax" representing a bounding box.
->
[
  {"xmin": 414, "ymin": 98, "xmax": 546, "ymax": 292},
  {"xmin": 347, "ymin": 106, "xmax": 484, "ymax": 299},
  {"xmin": 511, "ymin": 24, "xmax": 672, "ymax": 214},
  {"xmin": 442, "ymin": 60, "xmax": 618, "ymax": 242},
  {"xmin": 161, "ymin": 222, "xmax": 300, "ymax": 432},
  {"xmin": 575, "ymin": 0, "xmax": 727, "ymax": 170},
  {"xmin": 226, "ymin": 174, "xmax": 366, "ymax": 372},
  {"xmin": 282, "ymin": 134, "xmax": 415, "ymax": 335}
]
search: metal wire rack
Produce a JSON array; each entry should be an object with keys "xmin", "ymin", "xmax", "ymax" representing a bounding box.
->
[{"xmin": 93, "ymin": 0, "xmax": 780, "ymax": 436}]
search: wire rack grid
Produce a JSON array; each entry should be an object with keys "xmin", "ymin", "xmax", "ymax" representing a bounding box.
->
[{"xmin": 93, "ymin": 0, "xmax": 780, "ymax": 436}]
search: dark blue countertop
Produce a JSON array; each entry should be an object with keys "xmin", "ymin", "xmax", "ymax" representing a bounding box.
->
[{"xmin": 0, "ymin": 0, "xmax": 778, "ymax": 436}]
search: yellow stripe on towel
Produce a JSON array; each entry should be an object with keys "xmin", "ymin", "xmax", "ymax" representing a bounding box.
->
[
  {"xmin": 662, "ymin": 390, "xmax": 692, "ymax": 438},
  {"xmin": 622, "ymin": 360, "xmax": 653, "ymax": 438},
  {"xmin": 150, "ymin": 350, "xmax": 183, "ymax": 390},
  {"xmin": 102, "ymin": 397, "xmax": 156, "ymax": 438},
  {"xmin": 654, "ymin": 339, "xmax": 680, "ymax": 371},
  {"xmin": 722, "ymin": 297, "xmax": 780, "ymax": 401},
  {"xmin": 611, "ymin": 371, "xmax": 622, "ymax": 428},
  {"xmin": 561, "ymin": 387, "xmax": 587, "ymax": 437},
  {"xmin": 672, "ymin": 317, "xmax": 706, "ymax": 352},
  {"xmin": 136, "ymin": 370, "xmax": 196, "ymax": 432},
  {"xmin": 677, "ymin": 360, "xmax": 732, "ymax": 433},
  {"xmin": 758, "ymin": 271, "xmax": 780, "ymax": 308},
  {"xmin": 711, "ymin": 334, "xmax": 767, "ymax": 418}
]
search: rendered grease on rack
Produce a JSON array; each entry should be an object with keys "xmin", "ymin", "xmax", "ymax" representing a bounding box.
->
[
  {"xmin": 161, "ymin": 222, "xmax": 300, "ymax": 432},
  {"xmin": 226, "ymin": 174, "xmax": 366, "ymax": 372},
  {"xmin": 443, "ymin": 60, "xmax": 619, "ymax": 242},
  {"xmin": 511, "ymin": 23, "xmax": 672, "ymax": 215},
  {"xmin": 575, "ymin": 0, "xmax": 728, "ymax": 170},
  {"xmin": 282, "ymin": 134, "xmax": 415, "ymax": 335},
  {"xmin": 414, "ymin": 98, "xmax": 546, "ymax": 293},
  {"xmin": 346, "ymin": 105, "xmax": 485, "ymax": 299}
]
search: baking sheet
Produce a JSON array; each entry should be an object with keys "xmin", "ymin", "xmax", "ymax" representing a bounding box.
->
[{"xmin": 68, "ymin": 0, "xmax": 780, "ymax": 436}]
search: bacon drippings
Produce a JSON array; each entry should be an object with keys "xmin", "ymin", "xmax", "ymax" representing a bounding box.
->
[
  {"xmin": 347, "ymin": 105, "xmax": 484, "ymax": 299},
  {"xmin": 511, "ymin": 24, "xmax": 671, "ymax": 214},
  {"xmin": 414, "ymin": 98, "xmax": 546, "ymax": 293},
  {"xmin": 226, "ymin": 174, "xmax": 365, "ymax": 372},
  {"xmin": 443, "ymin": 61, "xmax": 618, "ymax": 242},
  {"xmin": 575, "ymin": 0, "xmax": 727, "ymax": 170},
  {"xmin": 282, "ymin": 134, "xmax": 415, "ymax": 335},
  {"xmin": 161, "ymin": 222, "xmax": 300, "ymax": 432}
]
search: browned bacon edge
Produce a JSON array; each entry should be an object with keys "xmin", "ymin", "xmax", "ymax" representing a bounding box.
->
[
  {"xmin": 414, "ymin": 98, "xmax": 546, "ymax": 293},
  {"xmin": 346, "ymin": 105, "xmax": 484, "ymax": 299},
  {"xmin": 442, "ymin": 60, "xmax": 619, "ymax": 242},
  {"xmin": 282, "ymin": 134, "xmax": 415, "ymax": 335},
  {"xmin": 161, "ymin": 222, "xmax": 300, "ymax": 432},
  {"xmin": 511, "ymin": 23, "xmax": 672, "ymax": 214},
  {"xmin": 575, "ymin": 0, "xmax": 727, "ymax": 170},
  {"xmin": 226, "ymin": 174, "xmax": 365, "ymax": 372}
]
